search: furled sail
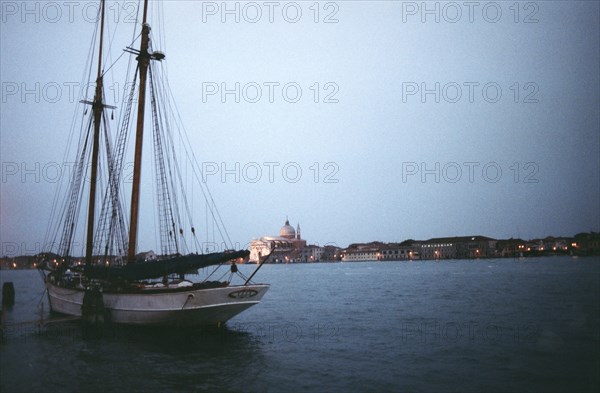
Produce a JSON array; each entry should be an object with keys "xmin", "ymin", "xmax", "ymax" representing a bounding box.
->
[{"xmin": 80, "ymin": 250, "xmax": 249, "ymax": 281}]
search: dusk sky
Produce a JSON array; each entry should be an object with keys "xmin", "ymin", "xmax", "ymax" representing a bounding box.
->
[{"xmin": 1, "ymin": 0, "xmax": 599, "ymax": 256}]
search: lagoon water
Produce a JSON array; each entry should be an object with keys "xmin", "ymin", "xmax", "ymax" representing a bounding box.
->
[{"xmin": 1, "ymin": 256, "xmax": 599, "ymax": 392}]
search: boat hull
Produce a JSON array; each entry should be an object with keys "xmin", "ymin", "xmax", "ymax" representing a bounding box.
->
[{"xmin": 46, "ymin": 280, "xmax": 269, "ymax": 326}]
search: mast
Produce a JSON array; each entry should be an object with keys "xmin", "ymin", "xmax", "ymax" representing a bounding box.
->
[
  {"xmin": 127, "ymin": 0, "xmax": 151, "ymax": 263},
  {"xmin": 85, "ymin": 0, "xmax": 106, "ymax": 267}
]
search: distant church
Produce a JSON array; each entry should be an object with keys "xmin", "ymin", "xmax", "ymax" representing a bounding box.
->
[{"xmin": 249, "ymin": 218, "xmax": 307, "ymax": 263}]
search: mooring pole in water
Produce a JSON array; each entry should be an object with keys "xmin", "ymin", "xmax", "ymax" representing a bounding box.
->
[
  {"xmin": 2, "ymin": 282, "xmax": 15, "ymax": 307},
  {"xmin": 81, "ymin": 288, "xmax": 109, "ymax": 338},
  {"xmin": 82, "ymin": 289, "xmax": 105, "ymax": 324},
  {"xmin": 0, "ymin": 308, "xmax": 4, "ymax": 342},
  {"xmin": 38, "ymin": 302, "xmax": 44, "ymax": 331}
]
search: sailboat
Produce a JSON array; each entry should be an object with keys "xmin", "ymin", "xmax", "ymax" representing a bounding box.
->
[{"xmin": 38, "ymin": 0, "xmax": 269, "ymax": 326}]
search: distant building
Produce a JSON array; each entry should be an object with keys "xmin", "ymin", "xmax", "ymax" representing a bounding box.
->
[
  {"xmin": 341, "ymin": 248, "xmax": 379, "ymax": 261},
  {"xmin": 496, "ymin": 238, "xmax": 528, "ymax": 257},
  {"xmin": 419, "ymin": 240, "xmax": 457, "ymax": 260},
  {"xmin": 341, "ymin": 241, "xmax": 418, "ymax": 261},
  {"xmin": 321, "ymin": 245, "xmax": 343, "ymax": 261},
  {"xmin": 378, "ymin": 243, "xmax": 418, "ymax": 260},
  {"xmin": 300, "ymin": 245, "xmax": 324, "ymax": 262},
  {"xmin": 249, "ymin": 218, "xmax": 308, "ymax": 263},
  {"xmin": 542, "ymin": 237, "xmax": 571, "ymax": 253},
  {"xmin": 526, "ymin": 239, "xmax": 545, "ymax": 252},
  {"xmin": 419, "ymin": 236, "xmax": 497, "ymax": 260},
  {"xmin": 574, "ymin": 232, "xmax": 600, "ymax": 255}
]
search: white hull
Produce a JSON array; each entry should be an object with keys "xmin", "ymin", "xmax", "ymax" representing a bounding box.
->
[{"xmin": 46, "ymin": 280, "xmax": 269, "ymax": 326}]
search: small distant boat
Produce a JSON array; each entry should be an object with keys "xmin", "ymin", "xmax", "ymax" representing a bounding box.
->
[{"xmin": 39, "ymin": 0, "xmax": 268, "ymax": 326}]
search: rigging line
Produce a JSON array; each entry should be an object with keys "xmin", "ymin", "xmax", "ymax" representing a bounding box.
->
[
  {"xmin": 72, "ymin": 129, "xmax": 95, "ymax": 258},
  {"xmin": 103, "ymin": 108, "xmax": 126, "ymax": 260},
  {"xmin": 154, "ymin": 65, "xmax": 194, "ymax": 253},
  {"xmin": 140, "ymin": 4, "xmax": 232, "ymax": 251},
  {"xmin": 52, "ymin": 5, "xmax": 105, "ymax": 253},
  {"xmin": 180, "ymin": 134, "xmax": 232, "ymax": 249},
  {"xmin": 48, "ymin": 118, "xmax": 86, "ymax": 255},
  {"xmin": 44, "ymin": 15, "xmax": 99, "ymax": 251},
  {"xmin": 205, "ymin": 201, "xmax": 209, "ymax": 253},
  {"xmin": 59, "ymin": 116, "xmax": 94, "ymax": 257},
  {"xmin": 150, "ymin": 66, "xmax": 176, "ymax": 254},
  {"xmin": 150, "ymin": 74, "xmax": 166, "ymax": 254},
  {"xmin": 84, "ymin": 6, "xmax": 102, "ymax": 102},
  {"xmin": 216, "ymin": 269, "xmax": 231, "ymax": 283},
  {"xmin": 150, "ymin": 131, "xmax": 161, "ymax": 255},
  {"xmin": 204, "ymin": 263, "xmax": 223, "ymax": 282},
  {"xmin": 58, "ymin": 115, "xmax": 92, "ymax": 250},
  {"xmin": 95, "ymin": 110, "xmax": 120, "ymax": 259},
  {"xmin": 62, "ymin": 12, "xmax": 99, "ymax": 255},
  {"xmin": 104, "ymin": 0, "xmax": 125, "ymax": 86},
  {"xmin": 155, "ymin": 69, "xmax": 186, "ymax": 255},
  {"xmin": 100, "ymin": 66, "xmax": 139, "ymax": 258},
  {"xmin": 133, "ymin": 0, "xmax": 142, "ymax": 39},
  {"xmin": 110, "ymin": 0, "xmax": 141, "ymax": 132},
  {"xmin": 101, "ymin": 32, "xmax": 142, "ymax": 77},
  {"xmin": 156, "ymin": 0, "xmax": 167, "ymax": 76},
  {"xmin": 43, "ymin": 98, "xmax": 86, "ymax": 249},
  {"xmin": 235, "ymin": 269, "xmax": 250, "ymax": 282},
  {"xmin": 113, "ymin": 70, "xmax": 140, "ymax": 255},
  {"xmin": 153, "ymin": 60, "xmax": 192, "ymax": 255},
  {"xmin": 162, "ymin": 79, "xmax": 233, "ymax": 249}
]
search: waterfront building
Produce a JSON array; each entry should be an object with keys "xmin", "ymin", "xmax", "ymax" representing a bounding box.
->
[
  {"xmin": 542, "ymin": 237, "xmax": 571, "ymax": 253},
  {"xmin": 249, "ymin": 219, "xmax": 308, "ymax": 263},
  {"xmin": 419, "ymin": 240, "xmax": 457, "ymax": 260},
  {"xmin": 321, "ymin": 245, "xmax": 343, "ymax": 261},
  {"xmin": 378, "ymin": 242, "xmax": 419, "ymax": 260},
  {"xmin": 496, "ymin": 238, "xmax": 528, "ymax": 257},
  {"xmin": 341, "ymin": 240, "xmax": 419, "ymax": 261},
  {"xmin": 300, "ymin": 245, "xmax": 324, "ymax": 262},
  {"xmin": 419, "ymin": 236, "xmax": 497, "ymax": 260},
  {"xmin": 573, "ymin": 232, "xmax": 600, "ymax": 255},
  {"xmin": 341, "ymin": 247, "xmax": 380, "ymax": 261}
]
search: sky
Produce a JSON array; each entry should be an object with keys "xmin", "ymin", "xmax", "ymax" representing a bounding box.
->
[{"xmin": 1, "ymin": 0, "xmax": 599, "ymax": 256}]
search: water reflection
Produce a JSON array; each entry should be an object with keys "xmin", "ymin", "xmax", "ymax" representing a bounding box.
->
[{"xmin": 3, "ymin": 321, "xmax": 268, "ymax": 392}]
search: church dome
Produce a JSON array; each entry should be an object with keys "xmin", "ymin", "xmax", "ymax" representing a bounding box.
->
[{"xmin": 279, "ymin": 219, "xmax": 296, "ymax": 239}]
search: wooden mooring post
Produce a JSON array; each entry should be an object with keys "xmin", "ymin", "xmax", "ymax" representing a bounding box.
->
[
  {"xmin": 81, "ymin": 288, "xmax": 110, "ymax": 338},
  {"xmin": 2, "ymin": 282, "xmax": 15, "ymax": 307}
]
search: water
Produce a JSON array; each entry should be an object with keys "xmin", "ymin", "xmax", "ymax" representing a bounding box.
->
[{"xmin": 1, "ymin": 257, "xmax": 599, "ymax": 392}]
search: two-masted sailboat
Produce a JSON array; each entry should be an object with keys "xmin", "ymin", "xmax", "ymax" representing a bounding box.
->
[{"xmin": 38, "ymin": 0, "xmax": 269, "ymax": 326}]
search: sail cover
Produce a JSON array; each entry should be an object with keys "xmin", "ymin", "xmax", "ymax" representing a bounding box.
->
[{"xmin": 82, "ymin": 250, "xmax": 249, "ymax": 281}]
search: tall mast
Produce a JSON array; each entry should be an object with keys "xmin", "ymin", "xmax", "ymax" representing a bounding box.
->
[
  {"xmin": 127, "ymin": 0, "xmax": 151, "ymax": 263},
  {"xmin": 85, "ymin": 0, "xmax": 106, "ymax": 267}
]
